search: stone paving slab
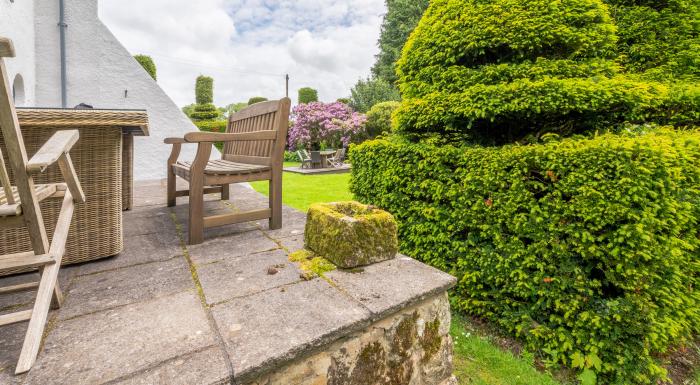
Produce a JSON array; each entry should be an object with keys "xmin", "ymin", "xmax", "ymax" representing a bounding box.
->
[
  {"xmin": 187, "ymin": 230, "xmax": 279, "ymax": 266},
  {"xmin": 325, "ymin": 255, "xmax": 458, "ymax": 318},
  {"xmin": 198, "ymin": 249, "xmax": 301, "ymax": 305},
  {"xmin": 60, "ymin": 256, "xmax": 193, "ymax": 320},
  {"xmin": 24, "ymin": 292, "xmax": 220, "ymax": 385},
  {"xmin": 211, "ymin": 278, "xmax": 372, "ymax": 382}
]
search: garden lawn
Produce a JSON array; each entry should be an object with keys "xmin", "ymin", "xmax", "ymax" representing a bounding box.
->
[
  {"xmin": 250, "ymin": 165, "xmax": 565, "ymax": 385},
  {"xmin": 249, "ymin": 162, "xmax": 353, "ymax": 212}
]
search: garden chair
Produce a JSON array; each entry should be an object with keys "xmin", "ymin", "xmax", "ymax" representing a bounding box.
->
[
  {"xmin": 297, "ymin": 150, "xmax": 312, "ymax": 169},
  {"xmin": 310, "ymin": 151, "xmax": 322, "ymax": 169},
  {"xmin": 328, "ymin": 148, "xmax": 346, "ymax": 168},
  {"xmin": 166, "ymin": 98, "xmax": 291, "ymax": 244},
  {"xmin": 0, "ymin": 36, "xmax": 85, "ymax": 374}
]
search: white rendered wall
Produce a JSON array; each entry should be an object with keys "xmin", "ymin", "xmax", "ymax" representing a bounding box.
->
[
  {"xmin": 0, "ymin": 0, "xmax": 36, "ymax": 107},
  {"xmin": 33, "ymin": 0, "xmax": 198, "ymax": 181}
]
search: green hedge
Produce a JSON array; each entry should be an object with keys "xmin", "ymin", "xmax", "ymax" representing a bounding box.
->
[
  {"xmin": 134, "ymin": 55, "xmax": 156, "ymax": 80},
  {"xmin": 194, "ymin": 120, "xmax": 227, "ymax": 151},
  {"xmin": 195, "ymin": 76, "xmax": 214, "ymax": 105},
  {"xmin": 350, "ymin": 130, "xmax": 700, "ymax": 383},
  {"xmin": 190, "ymin": 103, "xmax": 220, "ymax": 121},
  {"xmin": 248, "ymin": 96, "xmax": 268, "ymax": 105}
]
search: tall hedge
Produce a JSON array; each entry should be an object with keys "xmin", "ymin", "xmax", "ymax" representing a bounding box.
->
[
  {"xmin": 195, "ymin": 75, "xmax": 214, "ymax": 105},
  {"xmin": 605, "ymin": 0, "xmax": 699, "ymax": 79},
  {"xmin": 298, "ymin": 87, "xmax": 319, "ymax": 104},
  {"xmin": 394, "ymin": 0, "xmax": 676, "ymax": 144},
  {"xmin": 350, "ymin": 130, "xmax": 700, "ymax": 383},
  {"xmin": 134, "ymin": 55, "xmax": 156, "ymax": 81}
]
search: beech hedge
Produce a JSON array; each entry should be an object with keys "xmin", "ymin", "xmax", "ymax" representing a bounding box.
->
[{"xmin": 349, "ymin": 130, "xmax": 700, "ymax": 383}]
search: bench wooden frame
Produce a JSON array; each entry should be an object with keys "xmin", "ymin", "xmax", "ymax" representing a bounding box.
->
[
  {"xmin": 0, "ymin": 36, "xmax": 85, "ymax": 374},
  {"xmin": 165, "ymin": 98, "xmax": 291, "ymax": 244}
]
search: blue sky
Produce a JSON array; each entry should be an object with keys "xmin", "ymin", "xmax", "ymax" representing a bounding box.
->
[{"xmin": 100, "ymin": 0, "xmax": 386, "ymax": 107}]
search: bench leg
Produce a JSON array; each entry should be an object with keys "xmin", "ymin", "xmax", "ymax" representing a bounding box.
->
[
  {"xmin": 188, "ymin": 180, "xmax": 205, "ymax": 245},
  {"xmin": 221, "ymin": 184, "xmax": 230, "ymax": 201},
  {"xmin": 269, "ymin": 172, "xmax": 282, "ymax": 230},
  {"xmin": 167, "ymin": 168, "xmax": 177, "ymax": 207}
]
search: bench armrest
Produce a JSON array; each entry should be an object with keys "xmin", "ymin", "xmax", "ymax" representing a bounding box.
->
[
  {"xmin": 184, "ymin": 131, "xmax": 277, "ymax": 143},
  {"xmin": 26, "ymin": 130, "xmax": 79, "ymax": 172},
  {"xmin": 164, "ymin": 137, "xmax": 186, "ymax": 144}
]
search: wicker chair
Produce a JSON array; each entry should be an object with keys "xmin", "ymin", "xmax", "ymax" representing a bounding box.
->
[
  {"xmin": 166, "ymin": 98, "xmax": 291, "ymax": 244},
  {"xmin": 0, "ymin": 37, "xmax": 85, "ymax": 374}
]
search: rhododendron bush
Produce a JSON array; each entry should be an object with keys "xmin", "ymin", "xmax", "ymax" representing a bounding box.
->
[{"xmin": 288, "ymin": 102, "xmax": 367, "ymax": 150}]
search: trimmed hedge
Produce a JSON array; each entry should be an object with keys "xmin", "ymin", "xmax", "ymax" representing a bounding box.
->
[
  {"xmin": 365, "ymin": 101, "xmax": 400, "ymax": 137},
  {"xmin": 134, "ymin": 55, "xmax": 156, "ymax": 80},
  {"xmin": 350, "ymin": 130, "xmax": 700, "ymax": 383},
  {"xmin": 195, "ymin": 75, "xmax": 214, "ymax": 105},
  {"xmin": 194, "ymin": 120, "xmax": 227, "ymax": 151},
  {"xmin": 298, "ymin": 87, "xmax": 319, "ymax": 104},
  {"xmin": 393, "ymin": 0, "xmax": 699, "ymax": 144},
  {"xmin": 190, "ymin": 103, "xmax": 220, "ymax": 121}
]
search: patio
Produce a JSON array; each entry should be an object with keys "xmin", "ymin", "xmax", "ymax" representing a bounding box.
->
[{"xmin": 0, "ymin": 180, "xmax": 456, "ymax": 385}]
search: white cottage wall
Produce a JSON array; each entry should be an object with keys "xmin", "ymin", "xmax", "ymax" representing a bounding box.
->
[
  {"xmin": 32, "ymin": 0, "xmax": 198, "ymax": 180},
  {"xmin": 0, "ymin": 0, "xmax": 36, "ymax": 107}
]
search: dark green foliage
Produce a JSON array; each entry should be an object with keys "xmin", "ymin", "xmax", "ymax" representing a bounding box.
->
[
  {"xmin": 349, "ymin": 77, "xmax": 401, "ymax": 113},
  {"xmin": 134, "ymin": 55, "xmax": 156, "ymax": 80},
  {"xmin": 394, "ymin": 0, "xmax": 678, "ymax": 144},
  {"xmin": 337, "ymin": 98, "xmax": 351, "ymax": 105},
  {"xmin": 194, "ymin": 120, "xmax": 227, "ymax": 151},
  {"xmin": 298, "ymin": 87, "xmax": 319, "ymax": 104},
  {"xmin": 181, "ymin": 103, "xmax": 196, "ymax": 118},
  {"xmin": 350, "ymin": 130, "xmax": 700, "ymax": 383},
  {"xmin": 372, "ymin": 0, "xmax": 430, "ymax": 85},
  {"xmin": 195, "ymin": 75, "xmax": 214, "ymax": 105},
  {"xmin": 248, "ymin": 96, "xmax": 268, "ymax": 105},
  {"xmin": 604, "ymin": 0, "xmax": 699, "ymax": 79},
  {"xmin": 365, "ymin": 101, "xmax": 400, "ymax": 137},
  {"xmin": 190, "ymin": 103, "xmax": 220, "ymax": 121},
  {"xmin": 284, "ymin": 151, "xmax": 298, "ymax": 162}
]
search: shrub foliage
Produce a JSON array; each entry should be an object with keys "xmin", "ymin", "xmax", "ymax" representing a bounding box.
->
[
  {"xmin": 248, "ymin": 96, "xmax": 268, "ymax": 105},
  {"xmin": 134, "ymin": 55, "xmax": 156, "ymax": 80},
  {"xmin": 349, "ymin": 77, "xmax": 401, "ymax": 113},
  {"xmin": 365, "ymin": 101, "xmax": 400, "ymax": 137},
  {"xmin": 195, "ymin": 75, "xmax": 214, "ymax": 105},
  {"xmin": 350, "ymin": 130, "xmax": 700, "ymax": 383},
  {"xmin": 190, "ymin": 103, "xmax": 220, "ymax": 121},
  {"xmin": 394, "ymin": 0, "xmax": 696, "ymax": 144},
  {"xmin": 298, "ymin": 87, "xmax": 319, "ymax": 104}
]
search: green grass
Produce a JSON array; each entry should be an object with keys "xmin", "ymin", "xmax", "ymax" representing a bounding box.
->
[
  {"xmin": 249, "ymin": 162, "xmax": 353, "ymax": 212},
  {"xmin": 451, "ymin": 315, "xmax": 564, "ymax": 385}
]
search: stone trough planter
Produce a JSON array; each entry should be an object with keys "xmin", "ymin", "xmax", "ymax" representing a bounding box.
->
[{"xmin": 304, "ymin": 201, "xmax": 399, "ymax": 269}]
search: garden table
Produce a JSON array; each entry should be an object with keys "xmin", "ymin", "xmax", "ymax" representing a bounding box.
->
[
  {"xmin": 0, "ymin": 108, "xmax": 149, "ymax": 274},
  {"xmin": 318, "ymin": 150, "xmax": 336, "ymax": 168}
]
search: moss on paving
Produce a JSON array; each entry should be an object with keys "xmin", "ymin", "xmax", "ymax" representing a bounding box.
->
[{"xmin": 288, "ymin": 249, "xmax": 336, "ymax": 279}]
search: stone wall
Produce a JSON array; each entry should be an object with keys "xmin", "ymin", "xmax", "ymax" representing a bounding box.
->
[{"xmin": 245, "ymin": 293, "xmax": 456, "ymax": 385}]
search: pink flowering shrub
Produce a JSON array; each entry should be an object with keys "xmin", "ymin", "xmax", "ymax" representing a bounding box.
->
[{"xmin": 288, "ymin": 102, "xmax": 367, "ymax": 150}]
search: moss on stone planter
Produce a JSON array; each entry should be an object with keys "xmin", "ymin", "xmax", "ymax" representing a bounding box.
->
[
  {"xmin": 420, "ymin": 317, "xmax": 442, "ymax": 363},
  {"xmin": 288, "ymin": 249, "xmax": 336, "ymax": 280},
  {"xmin": 304, "ymin": 202, "xmax": 398, "ymax": 269}
]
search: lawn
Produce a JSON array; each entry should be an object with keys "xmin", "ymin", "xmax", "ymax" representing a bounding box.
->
[
  {"xmin": 250, "ymin": 165, "xmax": 564, "ymax": 385},
  {"xmin": 249, "ymin": 162, "xmax": 353, "ymax": 212}
]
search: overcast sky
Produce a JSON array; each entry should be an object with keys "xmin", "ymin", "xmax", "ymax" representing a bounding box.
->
[{"xmin": 99, "ymin": 0, "xmax": 386, "ymax": 108}]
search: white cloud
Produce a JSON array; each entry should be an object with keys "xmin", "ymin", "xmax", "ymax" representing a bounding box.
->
[{"xmin": 99, "ymin": 0, "xmax": 385, "ymax": 107}]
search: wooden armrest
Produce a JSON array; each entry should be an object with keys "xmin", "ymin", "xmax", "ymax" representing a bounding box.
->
[
  {"xmin": 184, "ymin": 130, "xmax": 277, "ymax": 143},
  {"xmin": 26, "ymin": 130, "xmax": 79, "ymax": 172},
  {"xmin": 164, "ymin": 137, "xmax": 186, "ymax": 144},
  {"xmin": 0, "ymin": 37, "xmax": 15, "ymax": 58}
]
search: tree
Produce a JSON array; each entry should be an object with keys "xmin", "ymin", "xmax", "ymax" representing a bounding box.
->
[
  {"xmin": 372, "ymin": 0, "xmax": 430, "ymax": 85},
  {"xmin": 225, "ymin": 102, "xmax": 248, "ymax": 116},
  {"xmin": 195, "ymin": 75, "xmax": 214, "ymax": 105},
  {"xmin": 288, "ymin": 102, "xmax": 367, "ymax": 150},
  {"xmin": 248, "ymin": 96, "xmax": 268, "ymax": 105},
  {"xmin": 394, "ymin": 0, "xmax": 665, "ymax": 144},
  {"xmin": 365, "ymin": 101, "xmax": 400, "ymax": 138},
  {"xmin": 134, "ymin": 55, "xmax": 157, "ymax": 81},
  {"xmin": 298, "ymin": 87, "xmax": 319, "ymax": 104},
  {"xmin": 349, "ymin": 77, "xmax": 400, "ymax": 113}
]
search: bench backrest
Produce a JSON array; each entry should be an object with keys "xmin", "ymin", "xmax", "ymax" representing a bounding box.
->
[{"xmin": 224, "ymin": 98, "xmax": 291, "ymax": 167}]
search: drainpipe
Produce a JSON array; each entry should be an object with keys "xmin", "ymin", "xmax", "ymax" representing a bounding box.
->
[{"xmin": 59, "ymin": 0, "xmax": 68, "ymax": 108}]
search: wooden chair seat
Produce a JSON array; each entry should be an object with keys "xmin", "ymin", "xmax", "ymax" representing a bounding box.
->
[
  {"xmin": 0, "ymin": 183, "xmax": 64, "ymax": 217},
  {"xmin": 173, "ymin": 160, "xmax": 270, "ymax": 178}
]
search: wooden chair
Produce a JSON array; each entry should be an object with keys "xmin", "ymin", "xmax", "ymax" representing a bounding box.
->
[
  {"xmin": 328, "ymin": 148, "xmax": 346, "ymax": 168},
  {"xmin": 310, "ymin": 151, "xmax": 322, "ymax": 169},
  {"xmin": 0, "ymin": 37, "xmax": 85, "ymax": 374},
  {"xmin": 297, "ymin": 150, "xmax": 312, "ymax": 169},
  {"xmin": 166, "ymin": 98, "xmax": 291, "ymax": 244}
]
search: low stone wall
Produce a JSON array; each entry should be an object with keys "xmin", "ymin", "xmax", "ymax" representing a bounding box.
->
[{"xmin": 245, "ymin": 293, "xmax": 456, "ymax": 385}]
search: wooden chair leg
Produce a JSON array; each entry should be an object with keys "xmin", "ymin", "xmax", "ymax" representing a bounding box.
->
[
  {"xmin": 167, "ymin": 168, "xmax": 176, "ymax": 207},
  {"xmin": 221, "ymin": 184, "xmax": 230, "ymax": 201},
  {"xmin": 50, "ymin": 282, "xmax": 63, "ymax": 310},
  {"xmin": 188, "ymin": 180, "xmax": 205, "ymax": 245},
  {"xmin": 269, "ymin": 173, "xmax": 282, "ymax": 230}
]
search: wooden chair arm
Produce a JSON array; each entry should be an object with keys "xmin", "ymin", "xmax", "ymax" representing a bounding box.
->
[
  {"xmin": 57, "ymin": 153, "xmax": 86, "ymax": 203},
  {"xmin": 184, "ymin": 130, "xmax": 277, "ymax": 143},
  {"xmin": 164, "ymin": 137, "xmax": 186, "ymax": 144},
  {"xmin": 26, "ymin": 130, "xmax": 79, "ymax": 173}
]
